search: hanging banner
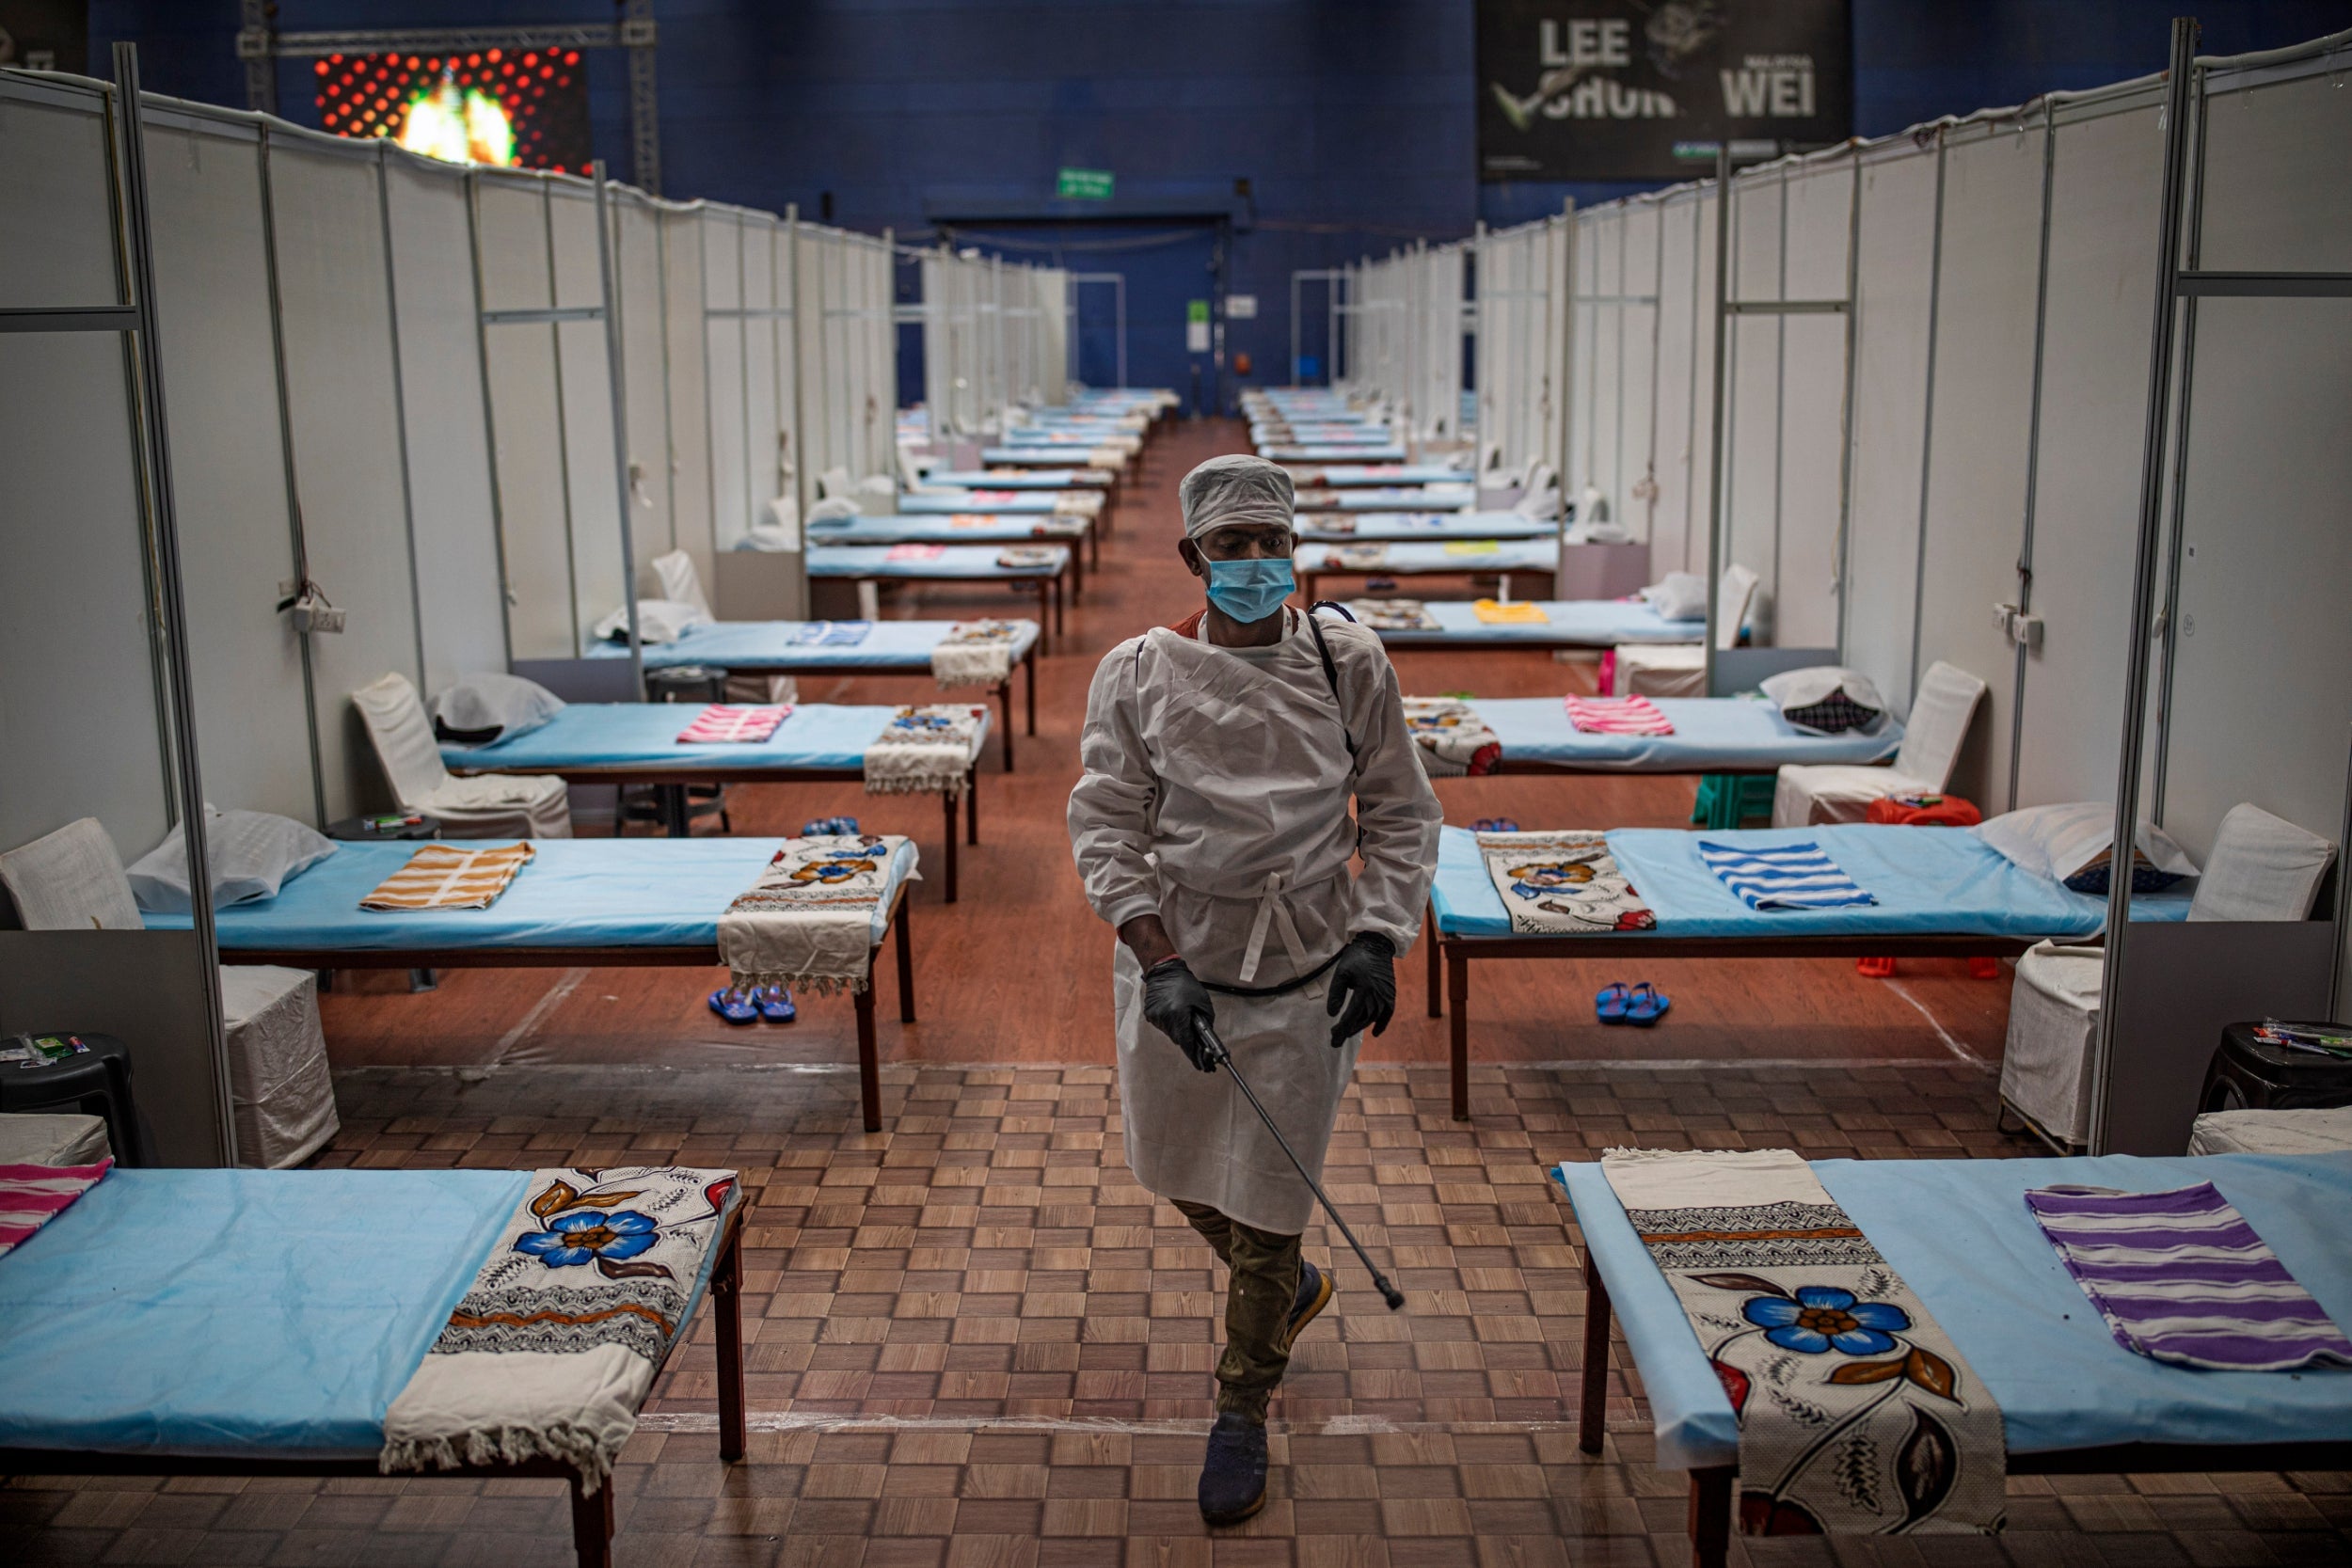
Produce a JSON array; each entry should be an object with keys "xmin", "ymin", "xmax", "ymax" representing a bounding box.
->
[{"xmin": 1477, "ymin": 1, "xmax": 1851, "ymax": 182}]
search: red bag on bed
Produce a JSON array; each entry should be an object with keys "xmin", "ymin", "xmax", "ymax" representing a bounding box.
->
[{"xmin": 1865, "ymin": 792, "xmax": 1982, "ymax": 829}]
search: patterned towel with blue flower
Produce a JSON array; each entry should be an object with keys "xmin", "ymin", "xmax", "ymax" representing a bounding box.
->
[
  {"xmin": 1597, "ymin": 1148, "xmax": 2006, "ymax": 1537},
  {"xmin": 864, "ymin": 703, "xmax": 989, "ymax": 796},
  {"xmin": 718, "ymin": 833, "xmax": 912, "ymax": 994},
  {"xmin": 382, "ymin": 1164, "xmax": 738, "ymax": 1490}
]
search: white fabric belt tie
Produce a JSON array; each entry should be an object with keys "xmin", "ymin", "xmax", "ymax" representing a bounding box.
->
[{"xmin": 1237, "ymin": 870, "xmax": 1311, "ymax": 986}]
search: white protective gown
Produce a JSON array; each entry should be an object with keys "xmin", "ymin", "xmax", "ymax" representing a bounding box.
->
[{"xmin": 1069, "ymin": 606, "xmax": 1441, "ymax": 1233}]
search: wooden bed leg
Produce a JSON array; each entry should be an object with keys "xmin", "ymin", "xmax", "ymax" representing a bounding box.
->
[
  {"xmin": 1053, "ymin": 577, "xmax": 1065, "ymax": 638},
  {"xmin": 965, "ymin": 767, "xmax": 978, "ymax": 846},
  {"xmin": 1024, "ymin": 646, "xmax": 1038, "ymax": 736},
  {"xmin": 1690, "ymin": 1468, "xmax": 1734, "ymax": 1568},
  {"xmin": 942, "ymin": 791, "xmax": 959, "ymax": 904},
  {"xmin": 568, "ymin": 1472, "xmax": 614, "ymax": 1568},
  {"xmin": 1447, "ymin": 943, "xmax": 1470, "ymax": 1121},
  {"xmin": 1036, "ymin": 583, "xmax": 1051, "ymax": 652},
  {"xmin": 895, "ymin": 897, "xmax": 916, "ymax": 1023},
  {"xmin": 996, "ymin": 681, "xmax": 1014, "ymax": 771},
  {"xmin": 1580, "ymin": 1250, "xmax": 1611, "ymax": 1454},
  {"xmin": 713, "ymin": 1226, "xmax": 747, "ymax": 1463},
  {"xmin": 1425, "ymin": 901, "xmax": 1442, "ymax": 1019},
  {"xmin": 855, "ymin": 980, "xmax": 882, "ymax": 1132}
]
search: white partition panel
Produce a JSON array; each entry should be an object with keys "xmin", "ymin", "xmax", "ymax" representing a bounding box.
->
[
  {"xmin": 661, "ymin": 207, "xmax": 714, "ymax": 578},
  {"xmin": 1772, "ymin": 161, "xmax": 1853, "ymax": 650},
  {"xmin": 614, "ymin": 192, "xmax": 672, "ymax": 572},
  {"xmin": 703, "ymin": 210, "xmax": 750, "ymax": 550},
  {"xmin": 1723, "ymin": 172, "xmax": 1785, "ymax": 635},
  {"xmin": 268, "ymin": 141, "xmax": 422, "ymax": 819},
  {"xmin": 743, "ymin": 217, "xmax": 782, "ymax": 528},
  {"xmin": 2013, "ymin": 100, "xmax": 2163, "ymax": 808},
  {"xmin": 0, "ymin": 83, "xmax": 119, "ymax": 309},
  {"xmin": 1586, "ymin": 209, "xmax": 1624, "ymax": 512},
  {"xmin": 548, "ymin": 187, "xmax": 627, "ymax": 646},
  {"xmin": 1616, "ymin": 206, "xmax": 1659, "ymax": 541},
  {"xmin": 1841, "ymin": 145, "xmax": 1941, "ymax": 712},
  {"xmin": 384, "ymin": 151, "xmax": 505, "ymax": 694},
  {"xmin": 142, "ymin": 114, "xmax": 312, "ymax": 824},
  {"xmin": 1913, "ymin": 124, "xmax": 2047, "ymax": 805},
  {"xmin": 1649, "ymin": 192, "xmax": 1705, "ymax": 575}
]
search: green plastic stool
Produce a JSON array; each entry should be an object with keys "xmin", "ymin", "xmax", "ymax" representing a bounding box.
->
[{"xmin": 1692, "ymin": 774, "xmax": 1775, "ymax": 831}]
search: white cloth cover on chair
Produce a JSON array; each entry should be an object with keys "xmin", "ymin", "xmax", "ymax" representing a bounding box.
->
[
  {"xmin": 2186, "ymin": 804, "xmax": 2335, "ymax": 922},
  {"xmin": 352, "ymin": 673, "xmax": 572, "ymax": 838},
  {"xmin": 651, "ymin": 550, "xmax": 711, "ymax": 618},
  {"xmin": 1609, "ymin": 643, "xmax": 1705, "ymax": 698},
  {"xmin": 0, "ymin": 1113, "xmax": 110, "ymax": 1165},
  {"xmin": 0, "ymin": 817, "xmax": 143, "ymax": 930},
  {"xmin": 1999, "ymin": 942, "xmax": 2105, "ymax": 1149},
  {"xmin": 220, "ymin": 964, "xmax": 338, "ymax": 1168},
  {"xmin": 2189, "ymin": 1109, "xmax": 2352, "ymax": 1156},
  {"xmin": 1772, "ymin": 660, "xmax": 1988, "ymax": 827}
]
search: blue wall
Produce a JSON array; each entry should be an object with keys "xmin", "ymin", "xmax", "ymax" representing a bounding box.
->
[{"xmin": 91, "ymin": 1, "xmax": 2352, "ymax": 401}]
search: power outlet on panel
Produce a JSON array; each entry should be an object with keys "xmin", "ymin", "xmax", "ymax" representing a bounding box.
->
[{"xmin": 278, "ymin": 579, "xmax": 345, "ymax": 635}]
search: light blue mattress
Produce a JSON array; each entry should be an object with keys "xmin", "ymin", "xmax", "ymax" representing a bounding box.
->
[
  {"xmin": 1263, "ymin": 444, "xmax": 1410, "ymax": 463},
  {"xmin": 978, "ymin": 447, "xmax": 1114, "ymax": 466},
  {"xmin": 1558, "ymin": 1153, "xmax": 2352, "ymax": 1471},
  {"xmin": 440, "ymin": 702, "xmax": 985, "ymax": 773},
  {"xmin": 1463, "ymin": 695, "xmax": 1901, "ymax": 770},
  {"xmin": 805, "ymin": 543, "xmax": 1067, "ymax": 579},
  {"xmin": 1299, "ymin": 539, "xmax": 1561, "ymax": 576},
  {"xmin": 1372, "ymin": 598, "xmax": 1700, "ymax": 645},
  {"xmin": 0, "ymin": 1168, "xmax": 525, "ymax": 1455},
  {"xmin": 897, "ymin": 491, "xmax": 1064, "ymax": 515},
  {"xmin": 1431, "ymin": 823, "xmax": 2190, "ymax": 940},
  {"xmin": 809, "ymin": 514, "xmax": 1084, "ymax": 544},
  {"xmin": 922, "ymin": 469, "xmax": 1104, "ymax": 489},
  {"xmin": 1298, "ymin": 513, "xmax": 1555, "ymax": 544},
  {"xmin": 1287, "ymin": 464, "xmax": 1470, "ymax": 486},
  {"xmin": 589, "ymin": 618, "xmax": 1038, "ymax": 672},
  {"xmin": 144, "ymin": 836, "xmax": 917, "ymax": 952},
  {"xmin": 1296, "ymin": 486, "xmax": 1477, "ymax": 513}
]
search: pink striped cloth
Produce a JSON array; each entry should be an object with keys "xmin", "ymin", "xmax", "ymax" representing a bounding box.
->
[
  {"xmin": 1564, "ymin": 693, "xmax": 1676, "ymax": 736},
  {"xmin": 676, "ymin": 705, "xmax": 791, "ymax": 744},
  {"xmin": 0, "ymin": 1159, "xmax": 111, "ymax": 1259},
  {"xmin": 886, "ymin": 544, "xmax": 948, "ymax": 562}
]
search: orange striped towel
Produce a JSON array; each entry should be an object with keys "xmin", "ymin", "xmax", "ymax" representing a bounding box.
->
[{"xmin": 360, "ymin": 843, "xmax": 536, "ymax": 911}]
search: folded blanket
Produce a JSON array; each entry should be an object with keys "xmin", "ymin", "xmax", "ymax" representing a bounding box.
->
[
  {"xmin": 0, "ymin": 1159, "xmax": 110, "ymax": 1259},
  {"xmin": 2025, "ymin": 1181, "xmax": 2352, "ymax": 1371},
  {"xmin": 1565, "ymin": 693, "xmax": 1674, "ymax": 735},
  {"xmin": 795, "ymin": 621, "xmax": 871, "ymax": 646},
  {"xmin": 1475, "ymin": 599, "xmax": 1549, "ymax": 625},
  {"xmin": 718, "ymin": 834, "xmax": 909, "ymax": 992},
  {"xmin": 1401, "ymin": 697, "xmax": 1500, "ymax": 778},
  {"xmin": 1347, "ymin": 598, "xmax": 1438, "ymax": 631},
  {"xmin": 1699, "ymin": 840, "xmax": 1876, "ymax": 910},
  {"xmin": 1477, "ymin": 831, "xmax": 1653, "ymax": 933},
  {"xmin": 1599, "ymin": 1148, "xmax": 2006, "ymax": 1535},
  {"xmin": 1443, "ymin": 540, "xmax": 1502, "ymax": 557},
  {"xmin": 996, "ymin": 546, "xmax": 1060, "ymax": 569},
  {"xmin": 361, "ymin": 843, "xmax": 535, "ymax": 911},
  {"xmin": 886, "ymin": 544, "xmax": 946, "ymax": 562},
  {"xmin": 864, "ymin": 704, "xmax": 987, "ymax": 796},
  {"xmin": 675, "ymin": 704, "xmax": 789, "ymax": 744},
  {"xmin": 1317, "ymin": 516, "xmax": 1360, "ymax": 536},
  {"xmin": 931, "ymin": 620, "xmax": 1025, "ymax": 689},
  {"xmin": 381, "ymin": 1165, "xmax": 737, "ymax": 1490},
  {"xmin": 1053, "ymin": 492, "xmax": 1104, "ymax": 516}
]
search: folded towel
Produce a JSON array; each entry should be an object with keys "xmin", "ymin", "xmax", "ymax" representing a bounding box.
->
[
  {"xmin": 1401, "ymin": 697, "xmax": 1500, "ymax": 778},
  {"xmin": 718, "ymin": 834, "xmax": 909, "ymax": 992},
  {"xmin": 931, "ymin": 620, "xmax": 1025, "ymax": 689},
  {"xmin": 0, "ymin": 1159, "xmax": 111, "ymax": 1259},
  {"xmin": 996, "ymin": 546, "xmax": 1061, "ymax": 569},
  {"xmin": 1443, "ymin": 540, "xmax": 1502, "ymax": 557},
  {"xmin": 1565, "ymin": 693, "xmax": 1674, "ymax": 735},
  {"xmin": 675, "ymin": 705, "xmax": 789, "ymax": 744},
  {"xmin": 1698, "ymin": 840, "xmax": 1876, "ymax": 910},
  {"xmin": 864, "ymin": 704, "xmax": 987, "ymax": 796},
  {"xmin": 1347, "ymin": 598, "xmax": 1438, "ymax": 631},
  {"xmin": 2026, "ymin": 1181, "xmax": 2352, "ymax": 1371},
  {"xmin": 886, "ymin": 544, "xmax": 946, "ymax": 562},
  {"xmin": 1474, "ymin": 599, "xmax": 1549, "ymax": 625},
  {"xmin": 360, "ymin": 843, "xmax": 535, "ymax": 911},
  {"xmin": 1332, "ymin": 544, "xmax": 1389, "ymax": 571},
  {"xmin": 1477, "ymin": 831, "xmax": 1653, "ymax": 933}
]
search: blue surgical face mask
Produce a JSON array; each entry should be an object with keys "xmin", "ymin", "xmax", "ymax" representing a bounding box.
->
[{"xmin": 1203, "ymin": 556, "xmax": 1295, "ymax": 623}]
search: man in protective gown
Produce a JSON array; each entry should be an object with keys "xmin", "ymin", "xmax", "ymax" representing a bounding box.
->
[{"xmin": 1068, "ymin": 453, "xmax": 1441, "ymax": 1524}]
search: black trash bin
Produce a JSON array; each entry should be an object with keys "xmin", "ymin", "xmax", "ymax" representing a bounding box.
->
[{"xmin": 2201, "ymin": 1021, "xmax": 2352, "ymax": 1114}]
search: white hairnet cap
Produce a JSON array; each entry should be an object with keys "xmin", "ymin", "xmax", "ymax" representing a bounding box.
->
[{"xmin": 1178, "ymin": 454, "xmax": 1295, "ymax": 541}]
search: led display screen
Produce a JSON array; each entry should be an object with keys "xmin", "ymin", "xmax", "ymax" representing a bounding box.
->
[{"xmin": 314, "ymin": 47, "xmax": 590, "ymax": 173}]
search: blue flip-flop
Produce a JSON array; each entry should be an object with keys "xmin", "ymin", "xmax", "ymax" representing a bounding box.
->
[
  {"xmin": 1473, "ymin": 817, "xmax": 1520, "ymax": 833},
  {"xmin": 755, "ymin": 986, "xmax": 797, "ymax": 1023},
  {"xmin": 1596, "ymin": 982, "xmax": 1631, "ymax": 1024},
  {"xmin": 707, "ymin": 987, "xmax": 757, "ymax": 1024},
  {"xmin": 1627, "ymin": 982, "xmax": 1671, "ymax": 1027}
]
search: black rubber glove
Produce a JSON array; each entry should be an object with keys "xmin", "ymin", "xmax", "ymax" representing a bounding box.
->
[
  {"xmin": 1143, "ymin": 958, "xmax": 1219, "ymax": 1071},
  {"xmin": 1326, "ymin": 932, "xmax": 1397, "ymax": 1047}
]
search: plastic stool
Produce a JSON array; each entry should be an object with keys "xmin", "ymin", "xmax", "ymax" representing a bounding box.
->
[
  {"xmin": 0, "ymin": 1033, "xmax": 147, "ymax": 1165},
  {"xmin": 2201, "ymin": 1022, "xmax": 2352, "ymax": 1114},
  {"xmin": 1692, "ymin": 774, "xmax": 1775, "ymax": 831}
]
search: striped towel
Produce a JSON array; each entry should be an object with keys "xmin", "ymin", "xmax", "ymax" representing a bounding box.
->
[
  {"xmin": 360, "ymin": 843, "xmax": 536, "ymax": 911},
  {"xmin": 795, "ymin": 621, "xmax": 871, "ymax": 646},
  {"xmin": 676, "ymin": 704, "xmax": 790, "ymax": 744},
  {"xmin": 1697, "ymin": 840, "xmax": 1877, "ymax": 910},
  {"xmin": 886, "ymin": 544, "xmax": 947, "ymax": 562},
  {"xmin": 2025, "ymin": 1182, "xmax": 2352, "ymax": 1371},
  {"xmin": 0, "ymin": 1159, "xmax": 111, "ymax": 1259},
  {"xmin": 1565, "ymin": 693, "xmax": 1674, "ymax": 735}
]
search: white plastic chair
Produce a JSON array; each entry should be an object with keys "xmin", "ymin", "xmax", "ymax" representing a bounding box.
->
[
  {"xmin": 1770, "ymin": 659, "xmax": 1988, "ymax": 828},
  {"xmin": 1608, "ymin": 563, "xmax": 1760, "ymax": 697},
  {"xmin": 650, "ymin": 549, "xmax": 710, "ymax": 619},
  {"xmin": 351, "ymin": 673, "xmax": 572, "ymax": 840}
]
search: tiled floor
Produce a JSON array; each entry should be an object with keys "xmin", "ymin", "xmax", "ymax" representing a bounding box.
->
[{"xmin": 13, "ymin": 1061, "xmax": 2347, "ymax": 1566}]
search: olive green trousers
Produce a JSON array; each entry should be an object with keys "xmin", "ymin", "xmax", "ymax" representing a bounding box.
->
[{"xmin": 1172, "ymin": 1198, "xmax": 1302, "ymax": 1421}]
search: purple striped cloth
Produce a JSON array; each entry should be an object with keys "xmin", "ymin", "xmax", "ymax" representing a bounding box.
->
[{"xmin": 2026, "ymin": 1181, "xmax": 2352, "ymax": 1371}]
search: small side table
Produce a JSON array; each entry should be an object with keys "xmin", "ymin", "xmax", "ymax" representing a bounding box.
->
[
  {"xmin": 320, "ymin": 815, "xmax": 440, "ymax": 991},
  {"xmin": 0, "ymin": 1032, "xmax": 147, "ymax": 1166}
]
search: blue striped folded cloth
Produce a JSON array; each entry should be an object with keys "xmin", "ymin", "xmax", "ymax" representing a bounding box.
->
[
  {"xmin": 2025, "ymin": 1181, "xmax": 2352, "ymax": 1371},
  {"xmin": 1695, "ymin": 840, "xmax": 1878, "ymax": 910}
]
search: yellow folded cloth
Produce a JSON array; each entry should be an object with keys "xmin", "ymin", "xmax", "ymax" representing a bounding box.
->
[
  {"xmin": 1473, "ymin": 599, "xmax": 1549, "ymax": 625},
  {"xmin": 360, "ymin": 843, "xmax": 535, "ymax": 911},
  {"xmin": 1442, "ymin": 540, "xmax": 1502, "ymax": 557}
]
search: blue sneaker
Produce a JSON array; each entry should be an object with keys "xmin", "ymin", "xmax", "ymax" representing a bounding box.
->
[{"xmin": 1197, "ymin": 1411, "xmax": 1268, "ymax": 1525}]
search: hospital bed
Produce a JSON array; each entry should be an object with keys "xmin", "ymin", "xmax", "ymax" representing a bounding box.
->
[
  {"xmin": 1284, "ymin": 463, "xmax": 1469, "ymax": 487},
  {"xmin": 919, "ymin": 467, "xmax": 1110, "ymax": 488},
  {"xmin": 1558, "ymin": 1151, "xmax": 2352, "ymax": 1568},
  {"xmin": 147, "ymin": 836, "xmax": 917, "ymax": 1131},
  {"xmin": 1260, "ymin": 442, "xmax": 1410, "ymax": 463},
  {"xmin": 1295, "ymin": 512, "xmax": 1554, "ymax": 544},
  {"xmin": 978, "ymin": 445, "xmax": 1123, "ymax": 469},
  {"xmin": 804, "ymin": 543, "xmax": 1071, "ymax": 649},
  {"xmin": 1422, "ymin": 695, "xmax": 1900, "ymax": 774},
  {"xmin": 897, "ymin": 489, "xmax": 1099, "ymax": 516},
  {"xmin": 1423, "ymin": 821, "xmax": 2189, "ymax": 1118},
  {"xmin": 1354, "ymin": 597, "xmax": 1703, "ymax": 649},
  {"xmin": 592, "ymin": 619, "xmax": 1040, "ymax": 770},
  {"xmin": 0, "ymin": 1164, "xmax": 747, "ymax": 1568},
  {"xmin": 440, "ymin": 703, "xmax": 988, "ymax": 901},
  {"xmin": 811, "ymin": 510, "xmax": 1097, "ymax": 586},
  {"xmin": 1293, "ymin": 484, "xmax": 1476, "ymax": 513},
  {"xmin": 1295, "ymin": 537, "xmax": 1559, "ymax": 600}
]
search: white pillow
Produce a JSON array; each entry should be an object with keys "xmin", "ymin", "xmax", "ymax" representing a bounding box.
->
[
  {"xmin": 432, "ymin": 672, "xmax": 565, "ymax": 743},
  {"xmin": 806, "ymin": 497, "xmax": 861, "ymax": 526},
  {"xmin": 591, "ymin": 598, "xmax": 711, "ymax": 645},
  {"xmin": 1974, "ymin": 802, "xmax": 2200, "ymax": 893},
  {"xmin": 128, "ymin": 807, "xmax": 337, "ymax": 913},
  {"xmin": 1641, "ymin": 572, "xmax": 1708, "ymax": 623},
  {"xmin": 1759, "ymin": 666, "xmax": 1887, "ymax": 735}
]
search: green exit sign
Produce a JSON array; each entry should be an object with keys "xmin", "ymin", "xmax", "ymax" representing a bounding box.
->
[{"xmin": 1057, "ymin": 167, "xmax": 1114, "ymax": 200}]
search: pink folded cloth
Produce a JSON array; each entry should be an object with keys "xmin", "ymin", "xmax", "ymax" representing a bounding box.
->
[
  {"xmin": 1564, "ymin": 693, "xmax": 1675, "ymax": 736},
  {"xmin": 0, "ymin": 1159, "xmax": 111, "ymax": 1259},
  {"xmin": 886, "ymin": 544, "xmax": 948, "ymax": 562},
  {"xmin": 677, "ymin": 705, "xmax": 791, "ymax": 744}
]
